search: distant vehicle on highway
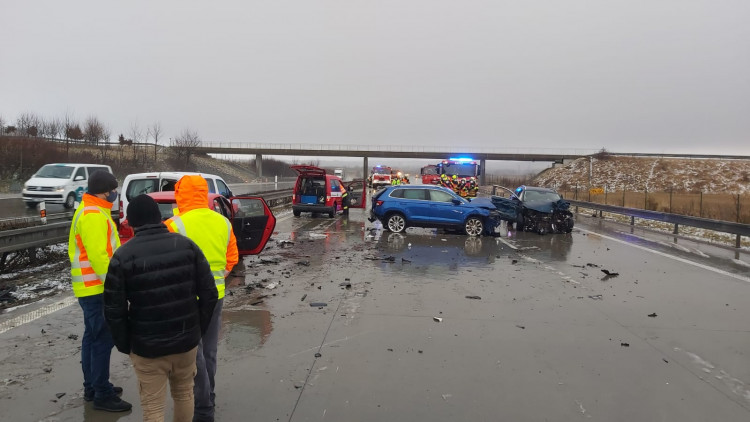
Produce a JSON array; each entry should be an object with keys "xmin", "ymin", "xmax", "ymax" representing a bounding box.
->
[
  {"xmin": 369, "ymin": 165, "xmax": 392, "ymax": 188},
  {"xmin": 22, "ymin": 163, "xmax": 115, "ymax": 209},
  {"xmin": 291, "ymin": 165, "xmax": 367, "ymax": 218},
  {"xmin": 118, "ymin": 191, "xmax": 275, "ymax": 256},
  {"xmin": 491, "ymin": 185, "xmax": 574, "ymax": 234},
  {"xmin": 370, "ymin": 185, "xmax": 500, "ymax": 236},
  {"xmin": 419, "ymin": 164, "xmax": 440, "ymax": 185}
]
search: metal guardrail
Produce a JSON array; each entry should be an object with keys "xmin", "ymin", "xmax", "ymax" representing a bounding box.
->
[
  {"xmin": 567, "ymin": 199, "xmax": 750, "ymax": 249},
  {"xmin": 0, "ymin": 190, "xmax": 293, "ymax": 255}
]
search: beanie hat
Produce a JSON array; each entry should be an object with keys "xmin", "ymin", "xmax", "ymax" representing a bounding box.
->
[
  {"xmin": 88, "ymin": 170, "xmax": 118, "ymax": 194},
  {"xmin": 127, "ymin": 194, "xmax": 163, "ymax": 227}
]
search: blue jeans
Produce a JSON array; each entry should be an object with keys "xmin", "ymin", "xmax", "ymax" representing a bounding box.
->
[
  {"xmin": 194, "ymin": 298, "xmax": 223, "ymax": 422},
  {"xmin": 79, "ymin": 294, "xmax": 116, "ymax": 401}
]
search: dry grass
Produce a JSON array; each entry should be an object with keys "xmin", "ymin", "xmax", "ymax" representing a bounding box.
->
[{"xmin": 561, "ymin": 190, "xmax": 750, "ymax": 224}]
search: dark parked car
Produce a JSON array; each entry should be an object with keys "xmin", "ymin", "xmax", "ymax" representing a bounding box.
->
[
  {"xmin": 370, "ymin": 185, "xmax": 500, "ymax": 236},
  {"xmin": 491, "ymin": 185, "xmax": 574, "ymax": 235}
]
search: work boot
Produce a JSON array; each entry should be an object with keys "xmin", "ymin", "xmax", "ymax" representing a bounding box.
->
[
  {"xmin": 84, "ymin": 386, "xmax": 123, "ymax": 402},
  {"xmin": 93, "ymin": 396, "xmax": 132, "ymax": 412}
]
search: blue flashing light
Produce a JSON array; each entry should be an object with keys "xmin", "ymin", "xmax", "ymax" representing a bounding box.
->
[{"xmin": 449, "ymin": 157, "xmax": 474, "ymax": 162}]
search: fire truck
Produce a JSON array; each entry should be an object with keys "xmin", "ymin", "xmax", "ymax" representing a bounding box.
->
[
  {"xmin": 369, "ymin": 165, "xmax": 392, "ymax": 188},
  {"xmin": 436, "ymin": 158, "xmax": 481, "ymax": 197},
  {"xmin": 420, "ymin": 164, "xmax": 440, "ymax": 185}
]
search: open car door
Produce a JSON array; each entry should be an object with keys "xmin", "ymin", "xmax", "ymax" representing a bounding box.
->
[
  {"xmin": 230, "ymin": 196, "xmax": 277, "ymax": 255},
  {"xmin": 345, "ymin": 179, "xmax": 367, "ymax": 209}
]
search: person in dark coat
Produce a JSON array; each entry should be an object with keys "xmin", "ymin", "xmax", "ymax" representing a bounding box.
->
[{"xmin": 104, "ymin": 194, "xmax": 218, "ymax": 422}]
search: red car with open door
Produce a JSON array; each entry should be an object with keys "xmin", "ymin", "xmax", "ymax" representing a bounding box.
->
[
  {"xmin": 291, "ymin": 165, "xmax": 367, "ymax": 217},
  {"xmin": 118, "ymin": 191, "xmax": 276, "ymax": 256}
]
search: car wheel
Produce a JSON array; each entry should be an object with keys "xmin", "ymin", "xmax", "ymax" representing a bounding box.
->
[
  {"xmin": 293, "ymin": 210, "xmax": 301, "ymax": 217},
  {"xmin": 25, "ymin": 202, "xmax": 37, "ymax": 209},
  {"xmin": 328, "ymin": 210, "xmax": 335, "ymax": 218},
  {"xmin": 64, "ymin": 193, "xmax": 76, "ymax": 209},
  {"xmin": 386, "ymin": 213, "xmax": 406, "ymax": 233},
  {"xmin": 465, "ymin": 217, "xmax": 483, "ymax": 236}
]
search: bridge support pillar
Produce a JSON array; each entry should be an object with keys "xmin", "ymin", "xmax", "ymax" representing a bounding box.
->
[
  {"xmin": 363, "ymin": 156, "xmax": 368, "ymax": 182},
  {"xmin": 256, "ymin": 154, "xmax": 263, "ymax": 180},
  {"xmin": 479, "ymin": 159, "xmax": 486, "ymax": 186}
]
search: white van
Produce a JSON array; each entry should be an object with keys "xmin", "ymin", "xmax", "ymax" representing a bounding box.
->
[
  {"xmin": 23, "ymin": 163, "xmax": 115, "ymax": 209},
  {"xmin": 120, "ymin": 172, "xmax": 233, "ymax": 221}
]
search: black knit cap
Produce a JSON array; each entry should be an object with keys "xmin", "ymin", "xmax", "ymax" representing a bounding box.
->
[
  {"xmin": 88, "ymin": 170, "xmax": 118, "ymax": 194},
  {"xmin": 127, "ymin": 194, "xmax": 163, "ymax": 227}
]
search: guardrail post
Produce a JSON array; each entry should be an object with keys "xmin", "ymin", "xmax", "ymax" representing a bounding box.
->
[
  {"xmin": 737, "ymin": 234, "xmax": 742, "ymax": 249},
  {"xmin": 39, "ymin": 202, "xmax": 47, "ymax": 225},
  {"xmin": 630, "ymin": 216, "xmax": 635, "ymax": 226},
  {"xmin": 673, "ymin": 223, "xmax": 679, "ymax": 235}
]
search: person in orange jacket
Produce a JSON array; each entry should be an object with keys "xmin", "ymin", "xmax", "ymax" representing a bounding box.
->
[{"xmin": 165, "ymin": 175, "xmax": 238, "ymax": 422}]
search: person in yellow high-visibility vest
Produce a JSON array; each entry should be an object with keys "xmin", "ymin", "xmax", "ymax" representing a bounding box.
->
[
  {"xmin": 165, "ymin": 175, "xmax": 238, "ymax": 422},
  {"xmin": 68, "ymin": 170, "xmax": 132, "ymax": 412}
]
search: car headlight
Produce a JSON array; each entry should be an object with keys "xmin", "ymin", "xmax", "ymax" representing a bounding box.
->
[{"xmin": 54, "ymin": 186, "xmax": 65, "ymax": 192}]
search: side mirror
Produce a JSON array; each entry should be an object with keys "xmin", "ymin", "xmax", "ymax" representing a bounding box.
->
[
  {"xmin": 452, "ymin": 198, "xmax": 462, "ymax": 205},
  {"xmin": 74, "ymin": 175, "xmax": 85, "ymax": 181}
]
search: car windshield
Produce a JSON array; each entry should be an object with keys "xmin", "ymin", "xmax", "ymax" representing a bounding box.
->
[
  {"xmin": 156, "ymin": 202, "xmax": 176, "ymax": 220},
  {"xmin": 373, "ymin": 168, "xmax": 390, "ymax": 174},
  {"xmin": 442, "ymin": 163, "xmax": 477, "ymax": 177},
  {"xmin": 524, "ymin": 190, "xmax": 561, "ymax": 202},
  {"xmin": 35, "ymin": 165, "xmax": 74, "ymax": 179},
  {"xmin": 421, "ymin": 167, "xmax": 438, "ymax": 175}
]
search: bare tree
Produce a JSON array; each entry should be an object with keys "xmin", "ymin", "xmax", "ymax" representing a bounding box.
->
[
  {"xmin": 84, "ymin": 115, "xmax": 109, "ymax": 144},
  {"xmin": 171, "ymin": 128, "xmax": 201, "ymax": 167},
  {"xmin": 0, "ymin": 115, "xmax": 5, "ymax": 136},
  {"xmin": 62, "ymin": 110, "xmax": 75, "ymax": 159},
  {"xmin": 148, "ymin": 121, "xmax": 162, "ymax": 163},
  {"xmin": 40, "ymin": 117, "xmax": 63, "ymax": 139},
  {"xmin": 16, "ymin": 112, "xmax": 42, "ymax": 136}
]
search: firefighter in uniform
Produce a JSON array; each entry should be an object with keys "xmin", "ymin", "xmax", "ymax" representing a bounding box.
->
[
  {"xmin": 165, "ymin": 175, "xmax": 238, "ymax": 422},
  {"xmin": 68, "ymin": 170, "xmax": 132, "ymax": 412}
]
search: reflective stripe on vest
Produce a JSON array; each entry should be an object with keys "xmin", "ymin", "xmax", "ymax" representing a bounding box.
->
[
  {"xmin": 169, "ymin": 214, "xmax": 232, "ymax": 299},
  {"xmin": 70, "ymin": 206, "xmax": 118, "ymax": 297}
]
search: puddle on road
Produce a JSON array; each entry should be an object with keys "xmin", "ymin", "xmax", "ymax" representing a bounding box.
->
[{"xmin": 221, "ymin": 309, "xmax": 273, "ymax": 351}]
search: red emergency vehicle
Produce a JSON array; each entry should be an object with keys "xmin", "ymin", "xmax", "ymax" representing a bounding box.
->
[
  {"xmin": 436, "ymin": 158, "xmax": 481, "ymax": 197},
  {"xmin": 370, "ymin": 165, "xmax": 392, "ymax": 188},
  {"xmin": 420, "ymin": 164, "xmax": 440, "ymax": 185}
]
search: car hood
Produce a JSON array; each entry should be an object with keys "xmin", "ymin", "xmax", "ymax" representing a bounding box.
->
[
  {"xmin": 466, "ymin": 197, "xmax": 497, "ymax": 210},
  {"xmin": 25, "ymin": 177, "xmax": 70, "ymax": 187},
  {"xmin": 524, "ymin": 199, "xmax": 571, "ymax": 213}
]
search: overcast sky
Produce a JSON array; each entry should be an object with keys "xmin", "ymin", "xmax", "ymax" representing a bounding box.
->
[{"xmin": 1, "ymin": 0, "xmax": 749, "ymax": 155}]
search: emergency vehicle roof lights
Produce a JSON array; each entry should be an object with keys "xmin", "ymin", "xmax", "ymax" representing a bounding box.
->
[{"xmin": 449, "ymin": 157, "xmax": 475, "ymax": 162}]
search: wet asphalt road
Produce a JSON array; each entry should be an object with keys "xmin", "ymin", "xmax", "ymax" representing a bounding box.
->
[{"xmin": 0, "ymin": 209, "xmax": 749, "ymax": 421}]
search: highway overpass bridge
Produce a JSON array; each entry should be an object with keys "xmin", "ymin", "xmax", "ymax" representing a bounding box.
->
[{"xmin": 195, "ymin": 143, "xmax": 596, "ymax": 185}]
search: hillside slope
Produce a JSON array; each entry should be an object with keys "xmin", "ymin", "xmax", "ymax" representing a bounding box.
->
[{"xmin": 534, "ymin": 155, "xmax": 750, "ymax": 194}]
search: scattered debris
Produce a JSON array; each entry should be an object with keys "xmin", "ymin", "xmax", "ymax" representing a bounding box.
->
[
  {"xmin": 43, "ymin": 367, "xmax": 52, "ymax": 373},
  {"xmin": 265, "ymin": 283, "xmax": 278, "ymax": 290},
  {"xmin": 433, "ymin": 317, "xmax": 443, "ymax": 322},
  {"xmin": 339, "ymin": 282, "xmax": 352, "ymax": 289},
  {"xmin": 296, "ymin": 261, "xmax": 310, "ymax": 266},
  {"xmin": 278, "ymin": 240, "xmax": 295, "ymax": 248},
  {"xmin": 663, "ymin": 358, "xmax": 669, "ymax": 363},
  {"xmin": 648, "ymin": 313, "xmax": 657, "ymax": 318},
  {"xmin": 441, "ymin": 393, "xmax": 452, "ymax": 400},
  {"xmin": 586, "ymin": 263, "xmax": 599, "ymax": 268},
  {"xmin": 55, "ymin": 393, "xmax": 65, "ymax": 399},
  {"xmin": 418, "ymin": 350, "xmax": 423, "ymax": 354},
  {"xmin": 67, "ymin": 334, "xmax": 78, "ymax": 340},
  {"xmin": 382, "ymin": 256, "xmax": 396, "ymax": 262},
  {"xmin": 310, "ymin": 302, "xmax": 328, "ymax": 307},
  {"xmin": 387, "ymin": 348, "xmax": 394, "ymax": 352},
  {"xmin": 294, "ymin": 383, "xmax": 303, "ymax": 389},
  {"xmin": 515, "ymin": 325, "xmax": 526, "ymax": 330},
  {"xmin": 588, "ymin": 294, "xmax": 603, "ymax": 300},
  {"xmin": 41, "ymin": 329, "xmax": 46, "ymax": 334},
  {"xmin": 314, "ymin": 352, "xmax": 322, "ymax": 358},
  {"xmin": 260, "ymin": 258, "xmax": 281, "ymax": 264},
  {"xmin": 511, "ymin": 259, "xmax": 518, "ymax": 264},
  {"xmin": 250, "ymin": 300, "xmax": 264, "ymax": 306},
  {"xmin": 301, "ymin": 294, "xmax": 307, "ymax": 301},
  {"xmin": 601, "ymin": 269, "xmax": 619, "ymax": 277},
  {"xmin": 465, "ymin": 295, "xmax": 481, "ymax": 300},
  {"xmin": 620, "ymin": 342, "xmax": 630, "ymax": 347},
  {"xmin": 401, "ymin": 258, "xmax": 411, "ymax": 263}
]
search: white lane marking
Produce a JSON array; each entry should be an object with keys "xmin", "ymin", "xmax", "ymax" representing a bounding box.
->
[
  {"xmin": 0, "ymin": 296, "xmax": 77, "ymax": 335},
  {"xmin": 497, "ymin": 237, "xmax": 518, "ymax": 250},
  {"xmin": 578, "ymin": 228, "xmax": 750, "ymax": 283}
]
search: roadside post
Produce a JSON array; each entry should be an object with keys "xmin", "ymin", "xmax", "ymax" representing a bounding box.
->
[{"xmin": 39, "ymin": 202, "xmax": 47, "ymax": 225}]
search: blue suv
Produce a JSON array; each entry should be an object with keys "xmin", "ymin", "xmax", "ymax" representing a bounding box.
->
[{"xmin": 370, "ymin": 185, "xmax": 501, "ymax": 236}]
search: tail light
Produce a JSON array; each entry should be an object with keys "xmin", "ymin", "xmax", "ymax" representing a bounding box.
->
[
  {"xmin": 326, "ymin": 195, "xmax": 331, "ymax": 202},
  {"xmin": 292, "ymin": 194, "xmax": 296, "ymax": 203},
  {"xmin": 119, "ymin": 199, "xmax": 123, "ymax": 219},
  {"xmin": 375, "ymin": 200, "xmax": 384, "ymax": 207}
]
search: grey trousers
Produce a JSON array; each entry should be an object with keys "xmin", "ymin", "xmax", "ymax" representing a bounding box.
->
[{"xmin": 193, "ymin": 298, "xmax": 223, "ymax": 422}]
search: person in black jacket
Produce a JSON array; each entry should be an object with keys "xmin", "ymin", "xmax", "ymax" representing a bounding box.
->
[{"xmin": 104, "ymin": 194, "xmax": 218, "ymax": 422}]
